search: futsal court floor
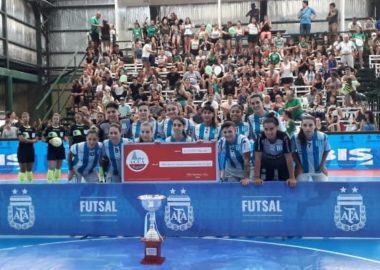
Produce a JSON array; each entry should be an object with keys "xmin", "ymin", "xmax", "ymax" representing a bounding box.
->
[
  {"xmin": 0, "ymin": 236, "xmax": 379, "ymax": 269},
  {"xmin": 0, "ymin": 170, "xmax": 379, "ymax": 269}
]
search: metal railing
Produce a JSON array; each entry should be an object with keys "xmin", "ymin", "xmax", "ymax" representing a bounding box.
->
[{"xmin": 35, "ymin": 48, "xmax": 86, "ymax": 121}]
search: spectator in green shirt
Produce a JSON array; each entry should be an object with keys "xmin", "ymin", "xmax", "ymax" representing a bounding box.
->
[
  {"xmin": 282, "ymin": 110, "xmax": 296, "ymax": 137},
  {"xmin": 132, "ymin": 21, "xmax": 143, "ymax": 42},
  {"xmin": 146, "ymin": 20, "xmax": 157, "ymax": 39},
  {"xmin": 89, "ymin": 12, "xmax": 102, "ymax": 47},
  {"xmin": 284, "ymin": 89, "xmax": 304, "ymax": 120}
]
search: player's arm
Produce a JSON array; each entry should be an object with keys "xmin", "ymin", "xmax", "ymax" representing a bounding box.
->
[
  {"xmin": 241, "ymin": 151, "xmax": 251, "ymax": 186},
  {"xmin": 285, "ymin": 152, "xmax": 296, "ymax": 186},
  {"xmin": 320, "ymin": 150, "xmax": 330, "ymax": 175},
  {"xmin": 67, "ymin": 149, "xmax": 75, "ymax": 181},
  {"xmin": 253, "ymin": 151, "xmax": 263, "ymax": 185}
]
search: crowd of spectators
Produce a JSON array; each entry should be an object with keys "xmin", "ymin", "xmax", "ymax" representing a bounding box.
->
[{"xmin": 1, "ymin": 2, "xmax": 379, "ymax": 139}]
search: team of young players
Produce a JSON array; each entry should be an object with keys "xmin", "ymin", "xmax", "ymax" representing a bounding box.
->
[{"xmin": 17, "ymin": 96, "xmax": 330, "ymax": 184}]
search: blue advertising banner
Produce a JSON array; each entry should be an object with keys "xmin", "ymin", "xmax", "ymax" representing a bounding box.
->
[
  {"xmin": 325, "ymin": 133, "xmax": 380, "ymax": 170},
  {"xmin": 0, "ymin": 132, "xmax": 379, "ymax": 174},
  {"xmin": 0, "ymin": 140, "xmax": 69, "ymax": 173},
  {"xmin": 0, "ymin": 182, "xmax": 378, "ymax": 237}
]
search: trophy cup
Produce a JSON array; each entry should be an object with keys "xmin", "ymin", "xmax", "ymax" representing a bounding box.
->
[{"xmin": 138, "ymin": 194, "xmax": 166, "ymax": 265}]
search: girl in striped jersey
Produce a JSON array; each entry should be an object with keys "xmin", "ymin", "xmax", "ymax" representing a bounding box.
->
[
  {"xmin": 165, "ymin": 117, "xmax": 194, "ymax": 142},
  {"xmin": 292, "ymin": 115, "xmax": 331, "ymax": 182},
  {"xmin": 193, "ymin": 105, "xmax": 220, "ymax": 141},
  {"xmin": 136, "ymin": 122, "xmax": 155, "ymax": 143},
  {"xmin": 68, "ymin": 130, "xmax": 102, "ymax": 183},
  {"xmin": 230, "ymin": 104, "xmax": 254, "ymax": 175},
  {"xmin": 218, "ymin": 121, "xmax": 250, "ymax": 186},
  {"xmin": 101, "ymin": 124, "xmax": 130, "ymax": 182},
  {"xmin": 131, "ymin": 103, "xmax": 159, "ymax": 141},
  {"xmin": 247, "ymin": 94, "xmax": 285, "ymax": 140},
  {"xmin": 160, "ymin": 102, "xmax": 193, "ymax": 140},
  {"xmin": 229, "ymin": 104, "xmax": 250, "ymax": 137}
]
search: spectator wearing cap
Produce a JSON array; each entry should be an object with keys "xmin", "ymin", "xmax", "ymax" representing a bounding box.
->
[
  {"xmin": 118, "ymin": 97, "xmax": 131, "ymax": 118},
  {"xmin": 337, "ymin": 34, "xmax": 356, "ymax": 69},
  {"xmin": 297, "ymin": 1, "xmax": 316, "ymax": 35}
]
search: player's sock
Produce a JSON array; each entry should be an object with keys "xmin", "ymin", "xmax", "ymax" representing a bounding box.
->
[
  {"xmin": 47, "ymin": 169, "xmax": 54, "ymax": 183},
  {"xmin": 19, "ymin": 172, "xmax": 26, "ymax": 182},
  {"xmin": 26, "ymin": 171, "xmax": 33, "ymax": 182},
  {"xmin": 54, "ymin": 169, "xmax": 61, "ymax": 182}
]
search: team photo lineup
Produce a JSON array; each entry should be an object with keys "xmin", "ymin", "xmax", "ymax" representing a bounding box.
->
[{"xmin": 4, "ymin": 1, "xmax": 378, "ymax": 184}]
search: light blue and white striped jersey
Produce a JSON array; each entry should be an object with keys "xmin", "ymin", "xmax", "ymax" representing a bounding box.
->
[
  {"xmin": 235, "ymin": 121, "xmax": 250, "ymax": 137},
  {"xmin": 165, "ymin": 136, "xmax": 194, "ymax": 143},
  {"xmin": 292, "ymin": 131, "xmax": 331, "ymax": 173},
  {"xmin": 248, "ymin": 109, "xmax": 285, "ymax": 140},
  {"xmin": 71, "ymin": 142, "xmax": 102, "ymax": 175},
  {"xmin": 160, "ymin": 118, "xmax": 193, "ymax": 139},
  {"xmin": 218, "ymin": 134, "xmax": 250, "ymax": 179},
  {"xmin": 102, "ymin": 138, "xmax": 130, "ymax": 177},
  {"xmin": 131, "ymin": 119, "xmax": 160, "ymax": 140},
  {"xmin": 193, "ymin": 123, "xmax": 220, "ymax": 141}
]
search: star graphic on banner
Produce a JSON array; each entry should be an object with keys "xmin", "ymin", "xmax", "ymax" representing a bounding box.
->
[
  {"xmin": 340, "ymin": 187, "xmax": 347, "ymax": 193},
  {"xmin": 170, "ymin": 188, "xmax": 176, "ymax": 194},
  {"xmin": 22, "ymin": 189, "xmax": 28, "ymax": 195},
  {"xmin": 181, "ymin": 188, "xmax": 186, "ymax": 194},
  {"xmin": 12, "ymin": 189, "xmax": 17, "ymax": 195},
  {"xmin": 352, "ymin": 187, "xmax": 358, "ymax": 193}
]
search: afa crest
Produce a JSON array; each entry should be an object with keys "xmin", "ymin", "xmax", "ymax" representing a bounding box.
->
[
  {"xmin": 165, "ymin": 188, "xmax": 194, "ymax": 231},
  {"xmin": 8, "ymin": 189, "xmax": 35, "ymax": 230},
  {"xmin": 334, "ymin": 187, "xmax": 366, "ymax": 232}
]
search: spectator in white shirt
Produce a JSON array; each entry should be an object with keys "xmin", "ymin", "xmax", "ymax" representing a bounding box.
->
[
  {"xmin": 202, "ymin": 93, "xmax": 219, "ymax": 111},
  {"xmin": 348, "ymin": 17, "xmax": 362, "ymax": 32},
  {"xmin": 337, "ymin": 34, "xmax": 356, "ymax": 69},
  {"xmin": 1, "ymin": 119, "xmax": 18, "ymax": 138},
  {"xmin": 142, "ymin": 39, "xmax": 155, "ymax": 71},
  {"xmin": 96, "ymin": 77, "xmax": 112, "ymax": 99}
]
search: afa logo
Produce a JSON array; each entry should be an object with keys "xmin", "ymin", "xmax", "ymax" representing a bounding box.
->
[
  {"xmin": 165, "ymin": 188, "xmax": 194, "ymax": 231},
  {"xmin": 126, "ymin": 150, "xmax": 149, "ymax": 172},
  {"xmin": 334, "ymin": 187, "xmax": 366, "ymax": 232},
  {"xmin": 8, "ymin": 189, "xmax": 35, "ymax": 230}
]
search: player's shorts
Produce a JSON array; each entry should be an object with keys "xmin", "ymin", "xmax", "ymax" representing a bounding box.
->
[
  {"xmin": 297, "ymin": 173, "xmax": 328, "ymax": 182},
  {"xmin": 17, "ymin": 145, "xmax": 35, "ymax": 163},
  {"xmin": 47, "ymin": 144, "xmax": 66, "ymax": 160}
]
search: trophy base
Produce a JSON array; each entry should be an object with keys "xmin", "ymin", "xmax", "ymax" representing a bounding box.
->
[{"xmin": 141, "ymin": 256, "xmax": 165, "ymax": 265}]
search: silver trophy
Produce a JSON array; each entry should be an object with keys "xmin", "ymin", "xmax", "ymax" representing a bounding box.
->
[{"xmin": 138, "ymin": 194, "xmax": 166, "ymax": 264}]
